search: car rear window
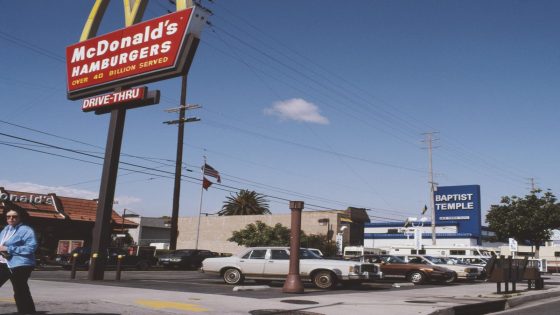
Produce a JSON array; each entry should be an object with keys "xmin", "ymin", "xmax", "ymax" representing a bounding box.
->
[{"xmin": 270, "ymin": 250, "xmax": 289, "ymax": 260}]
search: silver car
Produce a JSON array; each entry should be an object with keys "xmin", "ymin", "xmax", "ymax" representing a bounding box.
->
[{"xmin": 201, "ymin": 247, "xmax": 382, "ymax": 289}]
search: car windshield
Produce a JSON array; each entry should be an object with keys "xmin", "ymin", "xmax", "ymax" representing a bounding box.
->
[
  {"xmin": 381, "ymin": 255, "xmax": 405, "ymax": 263},
  {"xmin": 174, "ymin": 250, "xmax": 194, "ymax": 256},
  {"xmin": 424, "ymin": 256, "xmax": 448, "ymax": 264}
]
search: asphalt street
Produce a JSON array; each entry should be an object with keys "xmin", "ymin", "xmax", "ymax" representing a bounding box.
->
[{"xmin": 30, "ymin": 269, "xmax": 477, "ymax": 299}]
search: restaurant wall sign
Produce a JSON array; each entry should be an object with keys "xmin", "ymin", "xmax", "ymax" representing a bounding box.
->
[{"xmin": 0, "ymin": 192, "xmax": 54, "ymax": 205}]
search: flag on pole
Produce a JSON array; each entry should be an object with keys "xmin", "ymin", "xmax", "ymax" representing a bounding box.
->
[
  {"xmin": 203, "ymin": 163, "xmax": 221, "ymax": 183},
  {"xmin": 202, "ymin": 177, "xmax": 213, "ymax": 190},
  {"xmin": 421, "ymin": 205, "xmax": 428, "ymax": 215}
]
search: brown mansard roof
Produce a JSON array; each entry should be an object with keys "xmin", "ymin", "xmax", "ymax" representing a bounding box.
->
[{"xmin": 0, "ymin": 188, "xmax": 137, "ymax": 227}]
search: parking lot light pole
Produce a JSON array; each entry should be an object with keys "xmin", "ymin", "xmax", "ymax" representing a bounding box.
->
[{"xmin": 283, "ymin": 201, "xmax": 305, "ymax": 294}]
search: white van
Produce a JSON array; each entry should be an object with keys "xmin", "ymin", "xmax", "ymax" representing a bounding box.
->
[
  {"xmin": 389, "ymin": 245, "xmax": 496, "ymax": 259},
  {"xmin": 343, "ymin": 246, "xmax": 386, "ymax": 259}
]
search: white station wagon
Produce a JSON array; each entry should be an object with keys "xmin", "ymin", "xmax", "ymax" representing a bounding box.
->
[{"xmin": 201, "ymin": 247, "xmax": 382, "ymax": 289}]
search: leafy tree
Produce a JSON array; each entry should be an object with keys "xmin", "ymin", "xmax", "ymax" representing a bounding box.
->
[
  {"xmin": 218, "ymin": 189, "xmax": 271, "ymax": 216},
  {"xmin": 300, "ymin": 233, "xmax": 338, "ymax": 257},
  {"xmin": 228, "ymin": 221, "xmax": 336, "ymax": 256},
  {"xmin": 228, "ymin": 221, "xmax": 289, "ymax": 247},
  {"xmin": 486, "ymin": 189, "xmax": 560, "ymax": 257}
]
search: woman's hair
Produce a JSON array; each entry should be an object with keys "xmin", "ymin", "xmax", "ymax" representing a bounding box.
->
[{"xmin": 2, "ymin": 206, "xmax": 31, "ymax": 223}]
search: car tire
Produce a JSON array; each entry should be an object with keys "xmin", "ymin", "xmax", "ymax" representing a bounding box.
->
[
  {"xmin": 312, "ymin": 270, "xmax": 337, "ymax": 290},
  {"xmin": 445, "ymin": 272, "xmax": 457, "ymax": 283},
  {"xmin": 408, "ymin": 271, "xmax": 426, "ymax": 284},
  {"xmin": 223, "ymin": 268, "xmax": 244, "ymax": 285}
]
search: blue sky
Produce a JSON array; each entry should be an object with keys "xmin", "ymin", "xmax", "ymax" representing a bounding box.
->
[{"xmin": 0, "ymin": 0, "xmax": 558, "ymax": 222}]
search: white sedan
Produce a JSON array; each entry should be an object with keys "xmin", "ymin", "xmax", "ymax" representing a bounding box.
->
[{"xmin": 201, "ymin": 247, "xmax": 382, "ymax": 289}]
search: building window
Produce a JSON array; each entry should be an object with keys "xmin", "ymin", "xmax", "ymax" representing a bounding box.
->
[
  {"xmin": 450, "ymin": 250, "xmax": 466, "ymax": 255},
  {"xmin": 387, "ymin": 229, "xmax": 398, "ymax": 234}
]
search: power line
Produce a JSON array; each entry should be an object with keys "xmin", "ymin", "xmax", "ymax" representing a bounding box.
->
[
  {"xmin": 0, "ymin": 131, "xmax": 407, "ymax": 215},
  {"xmin": 0, "ymin": 119, "xmax": 414, "ymax": 214}
]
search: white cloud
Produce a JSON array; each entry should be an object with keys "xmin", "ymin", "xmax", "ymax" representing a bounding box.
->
[
  {"xmin": 264, "ymin": 98, "xmax": 329, "ymax": 125},
  {"xmin": 0, "ymin": 180, "xmax": 141, "ymax": 206}
]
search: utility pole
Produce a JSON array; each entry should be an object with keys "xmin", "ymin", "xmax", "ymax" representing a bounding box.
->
[
  {"xmin": 164, "ymin": 77, "xmax": 201, "ymax": 250},
  {"xmin": 422, "ymin": 132, "xmax": 438, "ymax": 245},
  {"xmin": 527, "ymin": 177, "xmax": 537, "ymax": 191}
]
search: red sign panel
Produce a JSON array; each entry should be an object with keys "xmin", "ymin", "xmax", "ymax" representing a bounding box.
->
[
  {"xmin": 66, "ymin": 8, "xmax": 197, "ymax": 100},
  {"xmin": 82, "ymin": 87, "xmax": 146, "ymax": 112}
]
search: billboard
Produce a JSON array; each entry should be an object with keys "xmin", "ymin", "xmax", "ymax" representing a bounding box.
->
[
  {"xmin": 434, "ymin": 185, "xmax": 481, "ymax": 239},
  {"xmin": 66, "ymin": 8, "xmax": 204, "ymax": 100}
]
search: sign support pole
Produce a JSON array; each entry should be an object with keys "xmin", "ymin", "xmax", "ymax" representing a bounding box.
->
[{"xmin": 88, "ymin": 107, "xmax": 126, "ymax": 280}]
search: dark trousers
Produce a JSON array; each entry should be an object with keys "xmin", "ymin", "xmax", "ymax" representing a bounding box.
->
[{"xmin": 0, "ymin": 263, "xmax": 36, "ymax": 314}]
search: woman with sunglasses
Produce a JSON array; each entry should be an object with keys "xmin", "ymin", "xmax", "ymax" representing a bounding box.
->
[{"xmin": 0, "ymin": 206, "xmax": 37, "ymax": 314}]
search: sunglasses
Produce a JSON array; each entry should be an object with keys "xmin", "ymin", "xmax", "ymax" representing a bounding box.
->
[{"xmin": 6, "ymin": 215, "xmax": 19, "ymax": 219}]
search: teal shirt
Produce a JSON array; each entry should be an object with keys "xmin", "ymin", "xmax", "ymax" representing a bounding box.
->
[{"xmin": 0, "ymin": 223, "xmax": 37, "ymax": 268}]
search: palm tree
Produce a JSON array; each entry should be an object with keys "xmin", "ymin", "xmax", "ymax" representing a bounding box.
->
[{"xmin": 218, "ymin": 190, "xmax": 271, "ymax": 216}]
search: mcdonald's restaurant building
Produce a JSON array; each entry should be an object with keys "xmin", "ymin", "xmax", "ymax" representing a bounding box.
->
[
  {"xmin": 176, "ymin": 207, "xmax": 371, "ymax": 255},
  {"xmin": 0, "ymin": 187, "xmax": 136, "ymax": 261}
]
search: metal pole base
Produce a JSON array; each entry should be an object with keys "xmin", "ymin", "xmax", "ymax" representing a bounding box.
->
[{"xmin": 283, "ymin": 274, "xmax": 304, "ymax": 293}]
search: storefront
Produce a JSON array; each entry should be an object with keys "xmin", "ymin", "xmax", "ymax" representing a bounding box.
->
[{"xmin": 0, "ymin": 187, "xmax": 136, "ymax": 262}]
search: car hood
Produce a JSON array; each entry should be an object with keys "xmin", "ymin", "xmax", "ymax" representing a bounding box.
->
[{"xmin": 395, "ymin": 263, "xmax": 451, "ymax": 272}]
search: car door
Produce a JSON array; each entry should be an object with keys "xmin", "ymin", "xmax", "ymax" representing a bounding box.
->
[
  {"xmin": 264, "ymin": 249, "xmax": 290, "ymax": 277},
  {"xmin": 238, "ymin": 249, "xmax": 268, "ymax": 276}
]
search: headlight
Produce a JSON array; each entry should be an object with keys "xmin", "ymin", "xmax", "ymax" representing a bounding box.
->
[
  {"xmin": 349, "ymin": 265, "xmax": 360, "ymax": 273},
  {"xmin": 170, "ymin": 258, "xmax": 182, "ymax": 262}
]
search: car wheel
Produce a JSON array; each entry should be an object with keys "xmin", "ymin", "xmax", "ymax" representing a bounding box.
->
[
  {"xmin": 445, "ymin": 272, "xmax": 457, "ymax": 283},
  {"xmin": 223, "ymin": 268, "xmax": 244, "ymax": 285},
  {"xmin": 408, "ymin": 271, "xmax": 426, "ymax": 284},
  {"xmin": 313, "ymin": 270, "xmax": 337, "ymax": 290}
]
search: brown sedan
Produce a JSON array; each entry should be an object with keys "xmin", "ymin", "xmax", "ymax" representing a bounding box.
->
[{"xmin": 360, "ymin": 254, "xmax": 455, "ymax": 284}]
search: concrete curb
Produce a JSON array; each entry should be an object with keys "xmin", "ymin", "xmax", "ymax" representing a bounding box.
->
[
  {"xmin": 505, "ymin": 287, "xmax": 560, "ymax": 309},
  {"xmin": 430, "ymin": 286, "xmax": 560, "ymax": 315}
]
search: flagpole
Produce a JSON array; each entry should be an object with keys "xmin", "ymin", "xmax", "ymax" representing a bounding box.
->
[{"xmin": 195, "ymin": 156, "xmax": 206, "ymax": 250}]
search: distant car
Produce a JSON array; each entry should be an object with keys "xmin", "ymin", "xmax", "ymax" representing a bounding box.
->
[
  {"xmin": 395, "ymin": 255, "xmax": 480, "ymax": 282},
  {"xmin": 357, "ymin": 254, "xmax": 454, "ymax": 284},
  {"xmin": 157, "ymin": 249, "xmax": 217, "ymax": 269},
  {"xmin": 451, "ymin": 256, "xmax": 488, "ymax": 279},
  {"xmin": 307, "ymin": 248, "xmax": 324, "ymax": 257},
  {"xmin": 56, "ymin": 247, "xmax": 152, "ymax": 271},
  {"xmin": 201, "ymin": 247, "xmax": 382, "ymax": 289}
]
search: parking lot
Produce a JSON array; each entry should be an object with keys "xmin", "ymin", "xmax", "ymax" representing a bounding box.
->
[{"xmin": 30, "ymin": 268, "xmax": 482, "ymax": 299}]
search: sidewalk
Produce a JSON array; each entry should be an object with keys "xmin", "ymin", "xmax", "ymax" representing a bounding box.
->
[{"xmin": 0, "ymin": 277, "xmax": 559, "ymax": 315}]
